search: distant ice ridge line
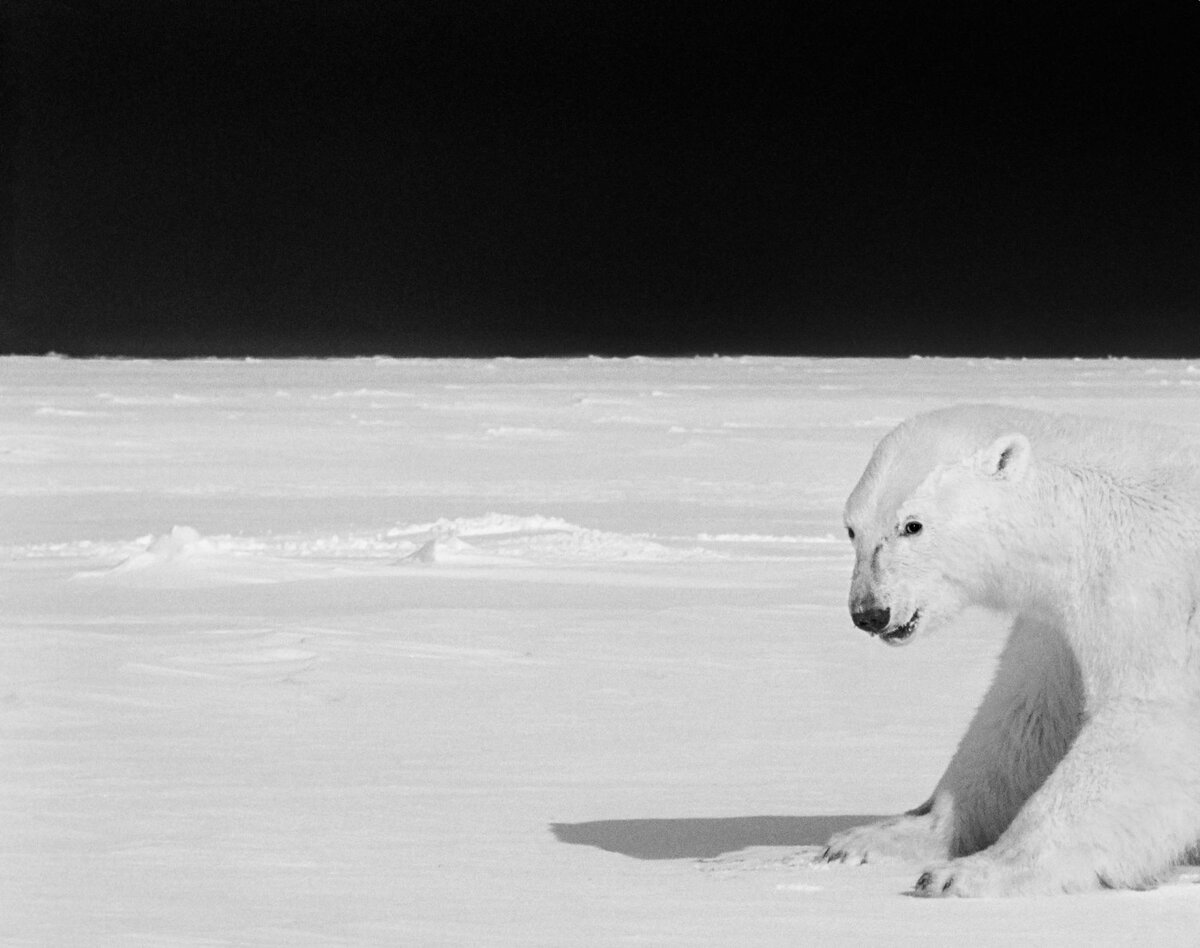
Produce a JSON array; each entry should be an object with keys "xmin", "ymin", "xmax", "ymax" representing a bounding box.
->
[
  {"xmin": 37, "ymin": 514, "xmax": 732, "ymax": 574},
  {"xmin": 385, "ymin": 513, "xmax": 578, "ymax": 538},
  {"xmin": 6, "ymin": 515, "xmax": 844, "ymax": 566},
  {"xmin": 384, "ymin": 513, "xmax": 718, "ymax": 563},
  {"xmin": 695, "ymin": 532, "xmax": 838, "ymax": 544}
]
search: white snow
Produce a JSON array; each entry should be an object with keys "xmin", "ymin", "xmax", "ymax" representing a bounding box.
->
[{"xmin": 2, "ymin": 355, "xmax": 1199, "ymax": 945}]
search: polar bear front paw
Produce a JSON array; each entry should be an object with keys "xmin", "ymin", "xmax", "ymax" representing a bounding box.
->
[
  {"xmin": 914, "ymin": 860, "xmax": 980, "ymax": 897},
  {"xmin": 820, "ymin": 814, "xmax": 948, "ymax": 865},
  {"xmin": 913, "ymin": 851, "xmax": 1087, "ymax": 898}
]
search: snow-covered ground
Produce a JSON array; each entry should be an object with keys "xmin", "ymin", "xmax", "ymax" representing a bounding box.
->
[{"xmin": 3, "ymin": 356, "xmax": 1200, "ymax": 946}]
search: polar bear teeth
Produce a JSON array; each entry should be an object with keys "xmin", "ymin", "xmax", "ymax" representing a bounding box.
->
[{"xmin": 879, "ymin": 611, "xmax": 920, "ymax": 645}]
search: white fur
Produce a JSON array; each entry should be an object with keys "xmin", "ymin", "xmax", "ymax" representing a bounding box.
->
[{"xmin": 822, "ymin": 404, "xmax": 1200, "ymax": 896}]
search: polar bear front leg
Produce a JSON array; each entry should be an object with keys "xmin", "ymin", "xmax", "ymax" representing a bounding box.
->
[
  {"xmin": 822, "ymin": 616, "xmax": 1079, "ymax": 867},
  {"xmin": 914, "ymin": 703, "xmax": 1200, "ymax": 897}
]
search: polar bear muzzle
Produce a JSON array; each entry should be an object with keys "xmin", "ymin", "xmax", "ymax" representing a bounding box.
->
[{"xmin": 851, "ymin": 601, "xmax": 921, "ymax": 645}]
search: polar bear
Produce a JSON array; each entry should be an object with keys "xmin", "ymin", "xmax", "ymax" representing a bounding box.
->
[{"xmin": 820, "ymin": 404, "xmax": 1200, "ymax": 897}]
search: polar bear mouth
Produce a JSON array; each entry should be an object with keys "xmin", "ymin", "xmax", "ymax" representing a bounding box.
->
[{"xmin": 879, "ymin": 611, "xmax": 920, "ymax": 646}]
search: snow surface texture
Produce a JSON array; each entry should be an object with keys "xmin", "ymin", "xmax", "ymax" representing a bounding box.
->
[{"xmin": 2, "ymin": 356, "xmax": 1199, "ymax": 945}]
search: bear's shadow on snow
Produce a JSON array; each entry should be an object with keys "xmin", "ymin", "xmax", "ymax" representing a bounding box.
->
[{"xmin": 551, "ymin": 814, "xmax": 880, "ymax": 860}]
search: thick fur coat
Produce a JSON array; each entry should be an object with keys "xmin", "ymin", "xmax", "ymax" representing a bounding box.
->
[{"xmin": 822, "ymin": 404, "xmax": 1200, "ymax": 897}]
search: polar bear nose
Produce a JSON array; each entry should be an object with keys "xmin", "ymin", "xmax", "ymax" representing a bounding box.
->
[{"xmin": 852, "ymin": 606, "xmax": 891, "ymax": 634}]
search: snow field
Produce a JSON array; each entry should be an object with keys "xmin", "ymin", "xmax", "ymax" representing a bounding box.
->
[{"xmin": 3, "ymin": 357, "xmax": 1200, "ymax": 945}]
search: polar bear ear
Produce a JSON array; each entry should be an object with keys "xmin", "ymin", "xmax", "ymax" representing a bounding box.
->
[{"xmin": 975, "ymin": 433, "xmax": 1031, "ymax": 482}]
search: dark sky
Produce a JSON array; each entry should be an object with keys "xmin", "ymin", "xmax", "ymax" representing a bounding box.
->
[{"xmin": 4, "ymin": 0, "xmax": 1199, "ymax": 357}]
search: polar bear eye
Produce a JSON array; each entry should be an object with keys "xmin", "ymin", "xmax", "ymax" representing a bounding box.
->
[
  {"xmin": 902, "ymin": 520, "xmax": 923, "ymax": 537},
  {"xmin": 846, "ymin": 526, "xmax": 855, "ymax": 541}
]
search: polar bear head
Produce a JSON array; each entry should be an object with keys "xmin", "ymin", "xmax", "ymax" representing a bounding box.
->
[{"xmin": 843, "ymin": 416, "xmax": 1033, "ymax": 645}]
